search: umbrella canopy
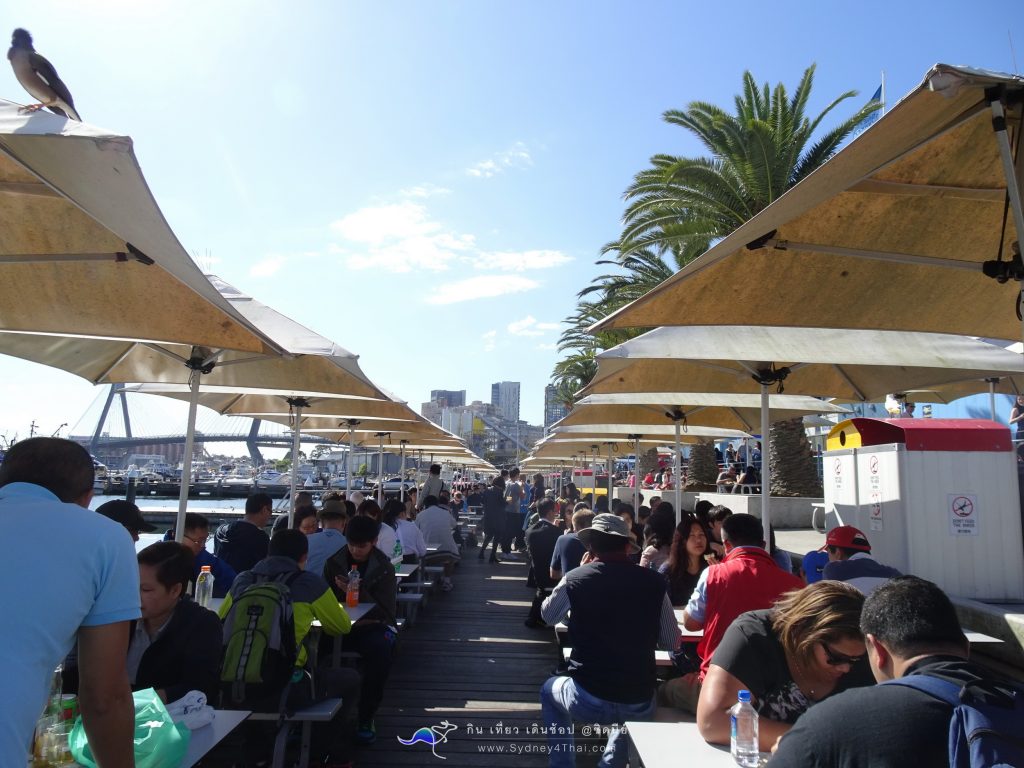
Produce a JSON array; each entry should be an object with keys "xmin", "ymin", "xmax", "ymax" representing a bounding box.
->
[
  {"xmin": 594, "ymin": 65, "xmax": 1024, "ymax": 341},
  {"xmin": 549, "ymin": 424, "xmax": 750, "ymax": 439},
  {"xmin": 564, "ymin": 392, "xmax": 849, "ymax": 433},
  {"xmin": 0, "ymin": 101, "xmax": 274, "ymax": 354},
  {"xmin": 589, "ymin": 326, "xmax": 1024, "ymax": 402}
]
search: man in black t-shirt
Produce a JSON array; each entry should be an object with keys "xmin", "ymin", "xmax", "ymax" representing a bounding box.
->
[
  {"xmin": 540, "ymin": 514, "xmax": 681, "ymax": 767},
  {"xmin": 214, "ymin": 492, "xmax": 272, "ymax": 574},
  {"xmin": 769, "ymin": 576, "xmax": 1017, "ymax": 767}
]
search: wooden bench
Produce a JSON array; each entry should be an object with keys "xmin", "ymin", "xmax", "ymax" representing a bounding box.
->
[{"xmin": 248, "ymin": 697, "xmax": 343, "ymax": 768}]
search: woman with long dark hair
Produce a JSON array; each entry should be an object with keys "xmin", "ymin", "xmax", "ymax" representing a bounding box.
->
[{"xmin": 659, "ymin": 516, "xmax": 710, "ymax": 605}]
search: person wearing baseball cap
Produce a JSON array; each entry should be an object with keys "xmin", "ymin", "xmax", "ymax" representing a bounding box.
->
[
  {"xmin": 96, "ymin": 499, "xmax": 156, "ymax": 542},
  {"xmin": 821, "ymin": 525, "xmax": 902, "ymax": 595}
]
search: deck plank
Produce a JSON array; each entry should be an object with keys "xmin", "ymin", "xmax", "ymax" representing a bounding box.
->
[{"xmin": 354, "ymin": 552, "xmax": 581, "ymax": 767}]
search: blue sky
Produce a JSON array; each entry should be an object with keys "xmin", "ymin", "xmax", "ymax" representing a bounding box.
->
[{"xmin": 0, "ymin": 0, "xmax": 1020, "ymax": 446}]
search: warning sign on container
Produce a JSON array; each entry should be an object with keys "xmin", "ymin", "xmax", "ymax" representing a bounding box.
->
[
  {"xmin": 869, "ymin": 456, "xmax": 879, "ymax": 475},
  {"xmin": 869, "ymin": 492, "xmax": 883, "ymax": 532},
  {"xmin": 948, "ymin": 494, "xmax": 978, "ymax": 537}
]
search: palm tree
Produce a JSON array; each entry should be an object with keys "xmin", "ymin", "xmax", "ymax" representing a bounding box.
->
[
  {"xmin": 549, "ymin": 350, "xmax": 599, "ymax": 410},
  {"xmin": 555, "ymin": 64, "xmax": 879, "ymax": 495}
]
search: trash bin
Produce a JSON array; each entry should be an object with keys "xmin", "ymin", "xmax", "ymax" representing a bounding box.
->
[{"xmin": 824, "ymin": 418, "xmax": 1023, "ymax": 601}]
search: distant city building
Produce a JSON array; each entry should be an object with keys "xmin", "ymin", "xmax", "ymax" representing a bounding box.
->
[
  {"xmin": 544, "ymin": 385, "xmax": 568, "ymax": 429},
  {"xmin": 430, "ymin": 389, "xmax": 466, "ymax": 408},
  {"xmin": 421, "ymin": 399, "xmax": 444, "ymax": 426},
  {"xmin": 490, "ymin": 381, "xmax": 521, "ymax": 423}
]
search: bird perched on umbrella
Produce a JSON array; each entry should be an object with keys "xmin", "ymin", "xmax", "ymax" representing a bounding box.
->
[{"xmin": 7, "ymin": 28, "xmax": 81, "ymax": 121}]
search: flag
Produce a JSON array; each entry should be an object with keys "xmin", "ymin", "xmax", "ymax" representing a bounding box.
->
[{"xmin": 857, "ymin": 84, "xmax": 884, "ymax": 133}]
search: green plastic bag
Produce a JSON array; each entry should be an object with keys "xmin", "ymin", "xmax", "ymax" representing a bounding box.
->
[{"xmin": 69, "ymin": 688, "xmax": 191, "ymax": 768}]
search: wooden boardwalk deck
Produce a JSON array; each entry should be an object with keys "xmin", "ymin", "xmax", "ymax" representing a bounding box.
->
[{"xmin": 355, "ymin": 552, "xmax": 569, "ymax": 767}]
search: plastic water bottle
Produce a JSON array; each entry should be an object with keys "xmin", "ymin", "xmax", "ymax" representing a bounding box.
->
[
  {"xmin": 392, "ymin": 538, "xmax": 404, "ymax": 571},
  {"xmin": 346, "ymin": 565, "xmax": 360, "ymax": 607},
  {"xmin": 195, "ymin": 565, "xmax": 215, "ymax": 608},
  {"xmin": 730, "ymin": 689, "xmax": 759, "ymax": 767}
]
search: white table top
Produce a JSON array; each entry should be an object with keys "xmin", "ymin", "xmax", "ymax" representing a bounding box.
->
[
  {"xmin": 396, "ymin": 563, "xmax": 419, "ymax": 579},
  {"xmin": 626, "ymin": 719, "xmax": 768, "ymax": 767},
  {"xmin": 180, "ymin": 709, "xmax": 252, "ymax": 768}
]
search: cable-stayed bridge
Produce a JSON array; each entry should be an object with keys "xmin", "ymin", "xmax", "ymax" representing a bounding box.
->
[{"xmin": 69, "ymin": 385, "xmax": 333, "ymax": 468}]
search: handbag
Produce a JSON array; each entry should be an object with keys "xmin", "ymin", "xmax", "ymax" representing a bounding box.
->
[{"xmin": 70, "ymin": 688, "xmax": 191, "ymax": 768}]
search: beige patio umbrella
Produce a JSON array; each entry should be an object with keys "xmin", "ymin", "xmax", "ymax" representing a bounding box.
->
[
  {"xmin": 0, "ymin": 101, "xmax": 273, "ymax": 354},
  {"xmin": 593, "ymin": 65, "xmax": 1024, "ymax": 343},
  {"xmin": 588, "ymin": 325, "xmax": 1023, "ymax": 530},
  {"xmin": 560, "ymin": 392, "xmax": 850, "ymax": 511},
  {"xmin": 39, "ymin": 275, "xmax": 388, "ymax": 531}
]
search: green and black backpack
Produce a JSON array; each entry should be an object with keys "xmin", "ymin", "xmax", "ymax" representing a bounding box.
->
[{"xmin": 220, "ymin": 571, "xmax": 302, "ymax": 710}]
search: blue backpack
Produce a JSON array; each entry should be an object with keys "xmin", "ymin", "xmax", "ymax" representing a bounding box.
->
[{"xmin": 883, "ymin": 674, "xmax": 1024, "ymax": 767}]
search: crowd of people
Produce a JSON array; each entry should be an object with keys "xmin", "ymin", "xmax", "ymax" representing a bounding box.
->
[
  {"xmin": 507, "ymin": 471, "xmax": 1022, "ymax": 767},
  {"xmin": 0, "ymin": 440, "xmax": 477, "ymax": 768},
  {"xmin": 4, "ymin": 439, "xmax": 1021, "ymax": 768}
]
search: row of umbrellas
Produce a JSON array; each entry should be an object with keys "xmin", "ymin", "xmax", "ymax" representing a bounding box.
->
[
  {"xmin": 522, "ymin": 64, "xmax": 1024, "ymax": 533},
  {"xmin": 0, "ymin": 100, "xmax": 494, "ymax": 540}
]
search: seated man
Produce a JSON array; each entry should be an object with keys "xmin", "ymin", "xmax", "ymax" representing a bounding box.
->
[
  {"xmin": 164, "ymin": 512, "xmax": 237, "ymax": 598},
  {"xmin": 549, "ymin": 509, "xmax": 594, "ymax": 581},
  {"xmin": 131, "ymin": 542, "xmax": 222, "ymax": 701},
  {"xmin": 540, "ymin": 514, "xmax": 681, "ymax": 768},
  {"xmin": 305, "ymin": 499, "xmax": 348, "ymax": 578},
  {"xmin": 96, "ymin": 498, "xmax": 157, "ymax": 542},
  {"xmin": 524, "ymin": 498, "xmax": 563, "ymax": 629},
  {"xmin": 323, "ymin": 516, "xmax": 398, "ymax": 746},
  {"xmin": 220, "ymin": 530, "xmax": 358, "ymax": 767},
  {"xmin": 415, "ymin": 495, "xmax": 461, "ymax": 591},
  {"xmin": 769, "ymin": 576, "xmax": 1024, "ymax": 766},
  {"xmin": 821, "ymin": 525, "xmax": 901, "ymax": 595},
  {"xmin": 216, "ymin": 492, "xmax": 272, "ymax": 574}
]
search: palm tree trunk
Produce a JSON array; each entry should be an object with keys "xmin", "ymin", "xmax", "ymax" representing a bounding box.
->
[
  {"xmin": 768, "ymin": 418, "xmax": 822, "ymax": 497},
  {"xmin": 685, "ymin": 440, "xmax": 718, "ymax": 490}
]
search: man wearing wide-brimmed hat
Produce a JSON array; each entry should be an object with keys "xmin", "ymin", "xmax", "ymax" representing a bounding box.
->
[{"xmin": 539, "ymin": 513, "xmax": 681, "ymax": 767}]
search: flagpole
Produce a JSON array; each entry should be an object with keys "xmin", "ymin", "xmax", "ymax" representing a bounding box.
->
[{"xmin": 881, "ymin": 70, "xmax": 886, "ymax": 115}]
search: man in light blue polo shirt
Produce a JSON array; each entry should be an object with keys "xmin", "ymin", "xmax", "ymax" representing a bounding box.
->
[{"xmin": 0, "ymin": 438, "xmax": 140, "ymax": 767}]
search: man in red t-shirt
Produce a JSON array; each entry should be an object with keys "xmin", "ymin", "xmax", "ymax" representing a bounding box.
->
[{"xmin": 659, "ymin": 513, "xmax": 802, "ymax": 712}]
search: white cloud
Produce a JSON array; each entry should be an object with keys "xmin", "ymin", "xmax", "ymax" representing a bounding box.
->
[
  {"xmin": 508, "ymin": 316, "xmax": 561, "ymax": 336},
  {"xmin": 473, "ymin": 249, "xmax": 572, "ymax": 271},
  {"xmin": 399, "ymin": 183, "xmax": 451, "ymax": 198},
  {"xmin": 536, "ymin": 342, "xmax": 557, "ymax": 350},
  {"xmin": 482, "ymin": 330, "xmax": 497, "ymax": 352},
  {"xmin": 426, "ymin": 275, "xmax": 539, "ymax": 305},
  {"xmin": 248, "ymin": 251, "xmax": 320, "ymax": 279},
  {"xmin": 329, "ymin": 202, "xmax": 475, "ymax": 272},
  {"xmin": 466, "ymin": 141, "xmax": 533, "ymax": 178},
  {"xmin": 329, "ymin": 200, "xmax": 569, "ymax": 281}
]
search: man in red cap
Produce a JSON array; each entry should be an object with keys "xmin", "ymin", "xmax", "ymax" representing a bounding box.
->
[{"xmin": 822, "ymin": 525, "xmax": 901, "ymax": 595}]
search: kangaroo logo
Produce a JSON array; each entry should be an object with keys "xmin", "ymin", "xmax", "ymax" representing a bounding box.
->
[{"xmin": 397, "ymin": 720, "xmax": 458, "ymax": 759}]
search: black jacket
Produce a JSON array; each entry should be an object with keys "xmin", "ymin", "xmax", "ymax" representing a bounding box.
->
[
  {"xmin": 324, "ymin": 546, "xmax": 398, "ymax": 627},
  {"xmin": 482, "ymin": 486, "xmax": 506, "ymax": 536},
  {"xmin": 132, "ymin": 599, "xmax": 223, "ymax": 702},
  {"xmin": 215, "ymin": 519, "xmax": 269, "ymax": 575},
  {"xmin": 525, "ymin": 519, "xmax": 562, "ymax": 590}
]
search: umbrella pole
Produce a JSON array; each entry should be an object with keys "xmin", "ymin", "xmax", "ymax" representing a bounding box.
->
[
  {"xmin": 287, "ymin": 400, "xmax": 305, "ymax": 526},
  {"xmin": 591, "ymin": 446, "xmax": 598, "ymax": 501},
  {"xmin": 400, "ymin": 441, "xmax": 407, "ymax": 502},
  {"xmin": 174, "ymin": 367, "xmax": 203, "ymax": 543},
  {"xmin": 348, "ymin": 424, "xmax": 356, "ymax": 494},
  {"xmin": 377, "ymin": 433, "xmax": 385, "ymax": 505},
  {"xmin": 632, "ymin": 435, "xmax": 641, "ymax": 517},
  {"xmin": 607, "ymin": 442, "xmax": 614, "ymax": 502},
  {"xmin": 761, "ymin": 383, "xmax": 772, "ymax": 539},
  {"xmin": 987, "ymin": 378, "xmax": 998, "ymax": 421},
  {"xmin": 673, "ymin": 422, "xmax": 682, "ymax": 520}
]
